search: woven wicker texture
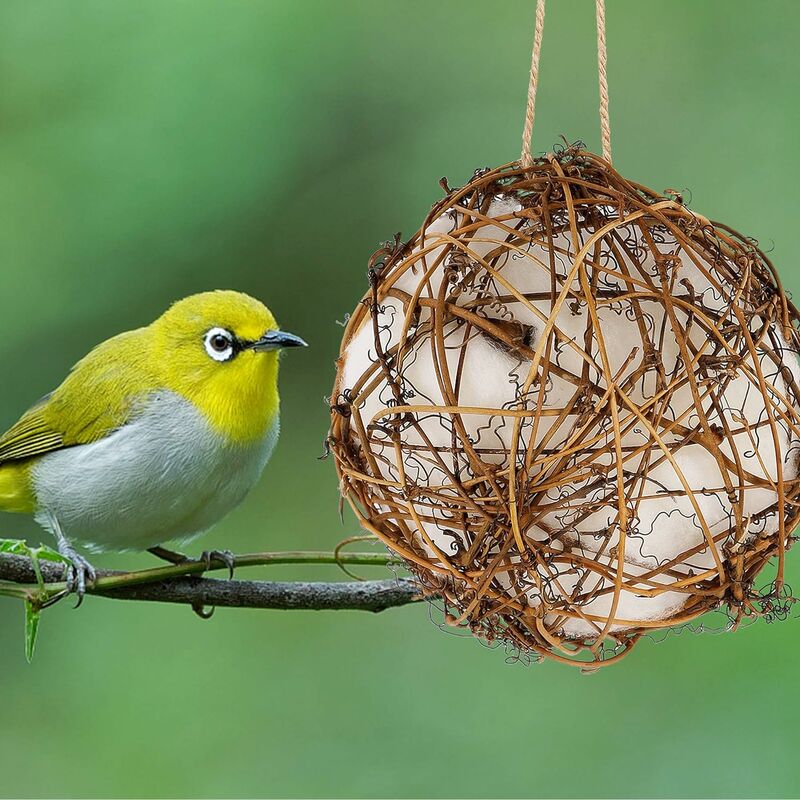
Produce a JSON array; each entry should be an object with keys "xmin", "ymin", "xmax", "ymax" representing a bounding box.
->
[{"xmin": 329, "ymin": 146, "xmax": 800, "ymax": 667}]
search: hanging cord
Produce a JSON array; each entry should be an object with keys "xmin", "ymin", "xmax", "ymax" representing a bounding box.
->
[
  {"xmin": 520, "ymin": 0, "xmax": 613, "ymax": 166},
  {"xmin": 595, "ymin": 0, "xmax": 612, "ymax": 162},
  {"xmin": 520, "ymin": 0, "xmax": 546, "ymax": 168}
]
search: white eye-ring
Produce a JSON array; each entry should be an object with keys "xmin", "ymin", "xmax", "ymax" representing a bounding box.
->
[{"xmin": 204, "ymin": 327, "xmax": 235, "ymax": 362}]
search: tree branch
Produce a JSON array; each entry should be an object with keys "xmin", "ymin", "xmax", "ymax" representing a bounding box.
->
[{"xmin": 0, "ymin": 552, "xmax": 424, "ymax": 613}]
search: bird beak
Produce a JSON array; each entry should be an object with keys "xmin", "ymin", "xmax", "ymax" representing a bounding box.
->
[{"xmin": 249, "ymin": 330, "xmax": 308, "ymax": 352}]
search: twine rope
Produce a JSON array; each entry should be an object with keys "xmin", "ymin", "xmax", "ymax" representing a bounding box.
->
[
  {"xmin": 595, "ymin": 0, "xmax": 612, "ymax": 162},
  {"xmin": 520, "ymin": 0, "xmax": 546, "ymax": 169},
  {"xmin": 520, "ymin": 0, "xmax": 613, "ymax": 165}
]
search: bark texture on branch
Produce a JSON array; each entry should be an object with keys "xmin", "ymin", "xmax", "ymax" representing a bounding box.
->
[{"xmin": 0, "ymin": 553, "xmax": 423, "ymax": 613}]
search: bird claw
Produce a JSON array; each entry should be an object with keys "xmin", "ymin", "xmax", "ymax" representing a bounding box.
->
[
  {"xmin": 59, "ymin": 547, "xmax": 97, "ymax": 607},
  {"xmin": 200, "ymin": 549, "xmax": 236, "ymax": 579}
]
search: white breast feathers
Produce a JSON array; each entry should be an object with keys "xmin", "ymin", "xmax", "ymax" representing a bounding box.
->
[{"xmin": 32, "ymin": 391, "xmax": 278, "ymax": 552}]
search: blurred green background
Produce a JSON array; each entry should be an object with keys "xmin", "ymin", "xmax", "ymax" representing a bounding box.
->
[{"xmin": 1, "ymin": 1, "xmax": 798, "ymax": 797}]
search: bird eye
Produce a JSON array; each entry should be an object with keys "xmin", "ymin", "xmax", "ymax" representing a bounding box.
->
[{"xmin": 204, "ymin": 328, "xmax": 235, "ymax": 362}]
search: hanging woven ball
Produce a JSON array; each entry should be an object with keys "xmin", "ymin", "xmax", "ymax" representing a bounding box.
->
[{"xmin": 328, "ymin": 147, "xmax": 800, "ymax": 667}]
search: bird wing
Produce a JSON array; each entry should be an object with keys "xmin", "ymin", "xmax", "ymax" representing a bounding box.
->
[
  {"xmin": 0, "ymin": 398, "xmax": 64, "ymax": 462},
  {"xmin": 0, "ymin": 328, "xmax": 154, "ymax": 465}
]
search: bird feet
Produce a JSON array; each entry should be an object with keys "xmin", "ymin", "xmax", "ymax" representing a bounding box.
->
[
  {"xmin": 199, "ymin": 549, "xmax": 236, "ymax": 579},
  {"xmin": 57, "ymin": 542, "xmax": 97, "ymax": 606},
  {"xmin": 147, "ymin": 546, "xmax": 235, "ymax": 621},
  {"xmin": 147, "ymin": 546, "xmax": 236, "ymax": 579}
]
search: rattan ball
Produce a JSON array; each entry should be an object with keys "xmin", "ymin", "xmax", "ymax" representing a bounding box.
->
[{"xmin": 329, "ymin": 147, "xmax": 800, "ymax": 667}]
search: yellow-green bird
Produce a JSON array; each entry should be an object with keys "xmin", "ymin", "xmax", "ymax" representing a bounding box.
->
[{"xmin": 0, "ymin": 291, "xmax": 306, "ymax": 597}]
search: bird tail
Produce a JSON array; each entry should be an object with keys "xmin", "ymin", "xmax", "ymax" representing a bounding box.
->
[{"xmin": 0, "ymin": 462, "xmax": 35, "ymax": 514}]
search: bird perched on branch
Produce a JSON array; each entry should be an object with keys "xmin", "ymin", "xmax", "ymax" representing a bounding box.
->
[{"xmin": 0, "ymin": 291, "xmax": 306, "ymax": 599}]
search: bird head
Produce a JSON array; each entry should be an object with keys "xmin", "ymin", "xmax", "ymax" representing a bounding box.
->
[{"xmin": 151, "ymin": 290, "xmax": 307, "ymax": 442}]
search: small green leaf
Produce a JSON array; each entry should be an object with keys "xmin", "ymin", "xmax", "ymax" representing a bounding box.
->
[
  {"xmin": 24, "ymin": 599, "xmax": 40, "ymax": 663},
  {"xmin": 0, "ymin": 539, "xmax": 31, "ymax": 555},
  {"xmin": 29, "ymin": 545, "xmax": 70, "ymax": 566}
]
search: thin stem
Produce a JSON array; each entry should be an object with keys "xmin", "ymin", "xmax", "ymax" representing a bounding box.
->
[
  {"xmin": 95, "ymin": 550, "xmax": 404, "ymax": 592},
  {"xmin": 0, "ymin": 580, "xmax": 37, "ymax": 600}
]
